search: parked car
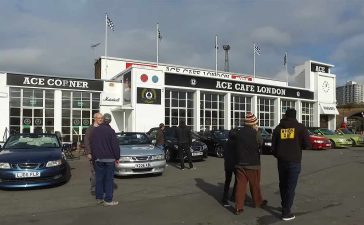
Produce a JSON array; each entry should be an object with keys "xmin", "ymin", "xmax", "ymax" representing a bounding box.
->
[
  {"xmin": 307, "ymin": 130, "xmax": 332, "ymax": 150},
  {"xmin": 258, "ymin": 128, "xmax": 273, "ymax": 154},
  {"xmin": 336, "ymin": 128, "xmax": 364, "ymax": 146},
  {"xmin": 198, "ymin": 130, "xmax": 229, "ymax": 157},
  {"xmin": 115, "ymin": 132, "xmax": 166, "ymax": 176},
  {"xmin": 0, "ymin": 133, "xmax": 71, "ymax": 189},
  {"xmin": 147, "ymin": 127, "xmax": 208, "ymax": 162},
  {"xmin": 308, "ymin": 128, "xmax": 352, "ymax": 148}
]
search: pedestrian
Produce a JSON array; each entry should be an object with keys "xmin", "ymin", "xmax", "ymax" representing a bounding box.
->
[
  {"xmin": 234, "ymin": 112, "xmax": 267, "ymax": 215},
  {"xmin": 155, "ymin": 123, "xmax": 165, "ymax": 150},
  {"xmin": 272, "ymin": 108, "xmax": 310, "ymax": 221},
  {"xmin": 222, "ymin": 127, "xmax": 239, "ymax": 207},
  {"xmin": 91, "ymin": 113, "xmax": 120, "ymax": 206},
  {"xmin": 176, "ymin": 120, "xmax": 193, "ymax": 170},
  {"xmin": 84, "ymin": 112, "xmax": 103, "ymax": 196}
]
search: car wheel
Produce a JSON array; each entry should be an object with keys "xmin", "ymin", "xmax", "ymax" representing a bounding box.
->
[
  {"xmin": 330, "ymin": 140, "xmax": 336, "ymax": 149},
  {"xmin": 215, "ymin": 146, "xmax": 224, "ymax": 158},
  {"xmin": 351, "ymin": 139, "xmax": 356, "ymax": 147},
  {"xmin": 165, "ymin": 148, "xmax": 171, "ymax": 162}
]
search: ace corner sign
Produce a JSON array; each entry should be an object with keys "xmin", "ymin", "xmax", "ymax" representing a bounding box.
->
[{"xmin": 137, "ymin": 88, "xmax": 161, "ymax": 105}]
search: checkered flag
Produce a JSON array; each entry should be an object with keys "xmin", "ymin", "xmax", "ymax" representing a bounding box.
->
[
  {"xmin": 254, "ymin": 44, "xmax": 261, "ymax": 55},
  {"xmin": 107, "ymin": 15, "xmax": 114, "ymax": 31}
]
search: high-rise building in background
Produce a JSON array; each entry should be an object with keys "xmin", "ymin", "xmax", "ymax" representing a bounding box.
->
[{"xmin": 336, "ymin": 81, "xmax": 364, "ymax": 105}]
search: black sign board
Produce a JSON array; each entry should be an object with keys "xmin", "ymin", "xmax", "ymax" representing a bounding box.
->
[
  {"xmin": 310, "ymin": 63, "xmax": 329, "ymax": 73},
  {"xmin": 7, "ymin": 73, "xmax": 103, "ymax": 91},
  {"xmin": 165, "ymin": 73, "xmax": 314, "ymax": 100},
  {"xmin": 137, "ymin": 88, "xmax": 161, "ymax": 104}
]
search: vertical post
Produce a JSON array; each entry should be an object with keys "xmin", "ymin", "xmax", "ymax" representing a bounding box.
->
[
  {"xmin": 285, "ymin": 52, "xmax": 288, "ymax": 83},
  {"xmin": 157, "ymin": 23, "xmax": 159, "ymax": 67},
  {"xmin": 104, "ymin": 13, "xmax": 108, "ymax": 77},
  {"xmin": 253, "ymin": 43, "xmax": 256, "ymax": 78},
  {"xmin": 215, "ymin": 35, "xmax": 218, "ymax": 76}
]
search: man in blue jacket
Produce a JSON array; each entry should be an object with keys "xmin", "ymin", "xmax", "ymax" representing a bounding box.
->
[
  {"xmin": 272, "ymin": 108, "xmax": 310, "ymax": 221},
  {"xmin": 91, "ymin": 113, "xmax": 120, "ymax": 206}
]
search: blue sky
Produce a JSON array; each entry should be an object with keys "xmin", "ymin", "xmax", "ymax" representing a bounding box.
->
[{"xmin": 1, "ymin": 0, "xmax": 364, "ymax": 86}]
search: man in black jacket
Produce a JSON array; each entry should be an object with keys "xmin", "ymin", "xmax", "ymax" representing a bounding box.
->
[
  {"xmin": 176, "ymin": 120, "xmax": 193, "ymax": 170},
  {"xmin": 234, "ymin": 113, "xmax": 266, "ymax": 215},
  {"xmin": 272, "ymin": 108, "xmax": 310, "ymax": 221}
]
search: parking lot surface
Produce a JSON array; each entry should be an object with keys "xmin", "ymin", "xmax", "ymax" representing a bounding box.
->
[{"xmin": 1, "ymin": 147, "xmax": 364, "ymax": 225}]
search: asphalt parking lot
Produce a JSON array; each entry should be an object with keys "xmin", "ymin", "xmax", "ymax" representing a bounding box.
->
[{"xmin": 1, "ymin": 147, "xmax": 364, "ymax": 225}]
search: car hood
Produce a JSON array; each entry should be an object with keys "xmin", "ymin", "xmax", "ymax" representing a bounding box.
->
[
  {"xmin": 120, "ymin": 144, "xmax": 163, "ymax": 156},
  {"xmin": 0, "ymin": 148, "xmax": 62, "ymax": 163},
  {"xmin": 323, "ymin": 135, "xmax": 350, "ymax": 140}
]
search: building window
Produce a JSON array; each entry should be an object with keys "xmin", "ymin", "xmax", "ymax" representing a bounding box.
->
[
  {"xmin": 258, "ymin": 97, "xmax": 275, "ymax": 127},
  {"xmin": 165, "ymin": 90, "xmax": 194, "ymax": 128},
  {"xmin": 281, "ymin": 100, "xmax": 296, "ymax": 118},
  {"xmin": 302, "ymin": 102, "xmax": 313, "ymax": 127},
  {"xmin": 62, "ymin": 91, "xmax": 100, "ymax": 143},
  {"xmin": 9, "ymin": 88, "xmax": 54, "ymax": 134},
  {"xmin": 200, "ymin": 92, "xmax": 224, "ymax": 131},
  {"xmin": 231, "ymin": 95, "xmax": 252, "ymax": 128}
]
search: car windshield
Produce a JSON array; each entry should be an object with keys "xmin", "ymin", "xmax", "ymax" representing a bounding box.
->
[
  {"xmin": 116, "ymin": 133, "xmax": 151, "ymax": 145},
  {"xmin": 4, "ymin": 134, "xmax": 61, "ymax": 149},
  {"xmin": 258, "ymin": 128, "xmax": 270, "ymax": 136},
  {"xmin": 213, "ymin": 130, "xmax": 229, "ymax": 139},
  {"xmin": 339, "ymin": 128, "xmax": 353, "ymax": 134},
  {"xmin": 319, "ymin": 129, "xmax": 335, "ymax": 135}
]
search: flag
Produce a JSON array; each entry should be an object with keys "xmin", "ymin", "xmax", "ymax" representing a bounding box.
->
[
  {"xmin": 215, "ymin": 36, "xmax": 219, "ymax": 49},
  {"xmin": 158, "ymin": 28, "xmax": 162, "ymax": 40},
  {"xmin": 91, "ymin": 42, "xmax": 101, "ymax": 48},
  {"xmin": 107, "ymin": 15, "xmax": 115, "ymax": 31},
  {"xmin": 284, "ymin": 52, "xmax": 287, "ymax": 66},
  {"xmin": 254, "ymin": 44, "xmax": 261, "ymax": 55}
]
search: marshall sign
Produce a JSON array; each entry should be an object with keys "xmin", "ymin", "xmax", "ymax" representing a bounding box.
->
[
  {"xmin": 7, "ymin": 73, "xmax": 104, "ymax": 91},
  {"xmin": 165, "ymin": 73, "xmax": 314, "ymax": 100}
]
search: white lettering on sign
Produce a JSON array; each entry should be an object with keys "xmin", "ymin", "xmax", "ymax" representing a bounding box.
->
[
  {"xmin": 257, "ymin": 86, "xmax": 286, "ymax": 96},
  {"xmin": 316, "ymin": 66, "xmax": 326, "ymax": 73},
  {"xmin": 104, "ymin": 97, "xmax": 120, "ymax": 102},
  {"xmin": 216, "ymin": 81, "xmax": 232, "ymax": 90},
  {"xmin": 22, "ymin": 77, "xmax": 90, "ymax": 89}
]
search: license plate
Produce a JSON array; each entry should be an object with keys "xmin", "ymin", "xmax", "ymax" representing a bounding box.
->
[
  {"xmin": 192, "ymin": 152, "xmax": 203, "ymax": 156},
  {"xmin": 265, "ymin": 142, "xmax": 272, "ymax": 146},
  {"xmin": 15, "ymin": 172, "xmax": 41, "ymax": 178},
  {"xmin": 135, "ymin": 163, "xmax": 151, "ymax": 168}
]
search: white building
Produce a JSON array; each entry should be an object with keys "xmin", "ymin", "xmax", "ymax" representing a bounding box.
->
[
  {"xmin": 0, "ymin": 58, "xmax": 339, "ymax": 143},
  {"xmin": 336, "ymin": 81, "xmax": 364, "ymax": 105}
]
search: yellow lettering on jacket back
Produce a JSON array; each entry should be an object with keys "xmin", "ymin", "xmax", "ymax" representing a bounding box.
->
[{"xmin": 280, "ymin": 128, "xmax": 295, "ymax": 139}]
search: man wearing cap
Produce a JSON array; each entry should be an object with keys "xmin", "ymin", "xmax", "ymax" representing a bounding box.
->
[
  {"xmin": 91, "ymin": 113, "xmax": 120, "ymax": 206},
  {"xmin": 234, "ymin": 112, "xmax": 267, "ymax": 215},
  {"xmin": 155, "ymin": 123, "xmax": 165, "ymax": 150},
  {"xmin": 272, "ymin": 108, "xmax": 310, "ymax": 221}
]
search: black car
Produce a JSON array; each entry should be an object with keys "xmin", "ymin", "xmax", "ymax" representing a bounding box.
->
[
  {"xmin": 198, "ymin": 130, "xmax": 229, "ymax": 158},
  {"xmin": 147, "ymin": 127, "xmax": 208, "ymax": 162},
  {"xmin": 258, "ymin": 128, "xmax": 273, "ymax": 155}
]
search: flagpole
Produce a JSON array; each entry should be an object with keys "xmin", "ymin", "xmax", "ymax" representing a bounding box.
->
[
  {"xmin": 157, "ymin": 23, "xmax": 159, "ymax": 67},
  {"xmin": 253, "ymin": 43, "xmax": 256, "ymax": 78},
  {"xmin": 285, "ymin": 52, "xmax": 288, "ymax": 83},
  {"xmin": 215, "ymin": 35, "xmax": 218, "ymax": 76},
  {"xmin": 104, "ymin": 13, "xmax": 108, "ymax": 77}
]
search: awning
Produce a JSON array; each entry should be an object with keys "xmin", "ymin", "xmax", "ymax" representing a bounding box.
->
[{"xmin": 320, "ymin": 103, "xmax": 339, "ymax": 115}]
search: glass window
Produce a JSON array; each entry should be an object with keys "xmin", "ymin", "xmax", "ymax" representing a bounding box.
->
[
  {"xmin": 231, "ymin": 95, "xmax": 252, "ymax": 128},
  {"xmin": 200, "ymin": 92, "xmax": 224, "ymax": 131},
  {"xmin": 258, "ymin": 97, "xmax": 275, "ymax": 128},
  {"xmin": 302, "ymin": 102, "xmax": 313, "ymax": 127},
  {"xmin": 165, "ymin": 89, "xmax": 194, "ymax": 128},
  {"xmin": 281, "ymin": 100, "xmax": 295, "ymax": 118}
]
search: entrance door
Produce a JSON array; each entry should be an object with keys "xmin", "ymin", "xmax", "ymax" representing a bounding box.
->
[
  {"xmin": 320, "ymin": 115, "xmax": 329, "ymax": 128},
  {"xmin": 22, "ymin": 107, "xmax": 44, "ymax": 133}
]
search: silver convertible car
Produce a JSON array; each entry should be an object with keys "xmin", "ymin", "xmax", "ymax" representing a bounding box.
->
[{"xmin": 115, "ymin": 132, "xmax": 166, "ymax": 176}]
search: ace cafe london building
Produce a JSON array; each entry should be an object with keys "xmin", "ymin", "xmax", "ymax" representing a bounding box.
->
[{"xmin": 0, "ymin": 57, "xmax": 338, "ymax": 143}]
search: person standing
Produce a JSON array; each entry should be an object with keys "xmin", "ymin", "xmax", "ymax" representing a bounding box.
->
[
  {"xmin": 176, "ymin": 120, "xmax": 193, "ymax": 170},
  {"xmin": 91, "ymin": 113, "xmax": 120, "ymax": 206},
  {"xmin": 272, "ymin": 108, "xmax": 310, "ymax": 221},
  {"xmin": 155, "ymin": 123, "xmax": 165, "ymax": 150},
  {"xmin": 234, "ymin": 113, "xmax": 267, "ymax": 215},
  {"xmin": 84, "ymin": 112, "xmax": 103, "ymax": 196},
  {"xmin": 222, "ymin": 127, "xmax": 239, "ymax": 206}
]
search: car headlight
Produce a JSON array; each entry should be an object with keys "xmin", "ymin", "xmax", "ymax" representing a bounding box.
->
[
  {"xmin": 313, "ymin": 140, "xmax": 324, "ymax": 143},
  {"xmin": 202, "ymin": 144, "xmax": 208, "ymax": 150},
  {"xmin": 46, "ymin": 159, "xmax": 63, "ymax": 167},
  {"xmin": 119, "ymin": 156, "xmax": 132, "ymax": 162},
  {"xmin": 151, "ymin": 154, "xmax": 164, "ymax": 160},
  {"xmin": 0, "ymin": 162, "xmax": 10, "ymax": 169}
]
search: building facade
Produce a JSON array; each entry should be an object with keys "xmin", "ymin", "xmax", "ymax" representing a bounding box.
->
[
  {"xmin": 336, "ymin": 81, "xmax": 364, "ymax": 105},
  {"xmin": 0, "ymin": 58, "xmax": 339, "ymax": 143}
]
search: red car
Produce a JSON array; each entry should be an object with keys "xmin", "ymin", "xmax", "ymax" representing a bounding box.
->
[{"xmin": 308, "ymin": 130, "xmax": 332, "ymax": 150}]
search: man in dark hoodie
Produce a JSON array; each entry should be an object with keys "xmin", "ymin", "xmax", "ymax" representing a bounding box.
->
[
  {"xmin": 91, "ymin": 113, "xmax": 120, "ymax": 206},
  {"xmin": 176, "ymin": 120, "xmax": 193, "ymax": 170},
  {"xmin": 272, "ymin": 108, "xmax": 310, "ymax": 221}
]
